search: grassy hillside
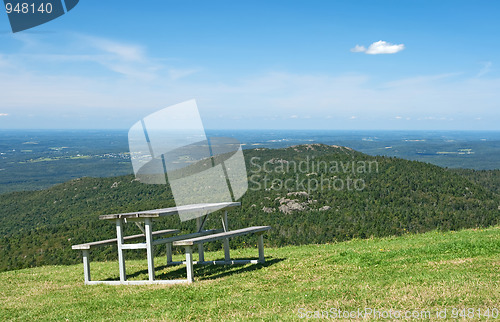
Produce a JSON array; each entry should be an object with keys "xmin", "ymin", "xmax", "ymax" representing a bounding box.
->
[
  {"xmin": 0, "ymin": 144, "xmax": 498, "ymax": 272},
  {"xmin": 0, "ymin": 226, "xmax": 499, "ymax": 320}
]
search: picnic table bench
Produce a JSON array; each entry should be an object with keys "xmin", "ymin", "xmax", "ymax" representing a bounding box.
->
[{"xmin": 72, "ymin": 202, "xmax": 271, "ymax": 284}]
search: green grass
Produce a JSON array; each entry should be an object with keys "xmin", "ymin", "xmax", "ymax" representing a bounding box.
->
[{"xmin": 1, "ymin": 227, "xmax": 499, "ymax": 321}]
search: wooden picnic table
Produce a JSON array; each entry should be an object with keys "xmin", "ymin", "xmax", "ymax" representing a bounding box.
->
[{"xmin": 73, "ymin": 201, "xmax": 271, "ymax": 285}]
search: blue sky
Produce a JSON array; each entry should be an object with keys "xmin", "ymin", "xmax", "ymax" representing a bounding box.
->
[{"xmin": 0, "ymin": 0, "xmax": 499, "ymax": 130}]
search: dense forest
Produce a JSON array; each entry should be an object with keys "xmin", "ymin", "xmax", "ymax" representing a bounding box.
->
[
  {"xmin": 450, "ymin": 168, "xmax": 500, "ymax": 195},
  {"xmin": 0, "ymin": 144, "xmax": 498, "ymax": 272}
]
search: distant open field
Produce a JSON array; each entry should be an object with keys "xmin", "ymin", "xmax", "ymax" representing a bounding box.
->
[
  {"xmin": 1, "ymin": 226, "xmax": 498, "ymax": 320},
  {"xmin": 1, "ymin": 130, "xmax": 499, "ymax": 194}
]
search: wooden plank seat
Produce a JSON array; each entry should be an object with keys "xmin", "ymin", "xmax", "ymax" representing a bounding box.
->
[{"xmin": 173, "ymin": 226, "xmax": 272, "ymax": 282}]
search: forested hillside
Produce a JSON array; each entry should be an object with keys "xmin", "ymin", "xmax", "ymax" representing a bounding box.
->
[
  {"xmin": 450, "ymin": 169, "xmax": 500, "ymax": 195},
  {"xmin": 0, "ymin": 144, "xmax": 498, "ymax": 272}
]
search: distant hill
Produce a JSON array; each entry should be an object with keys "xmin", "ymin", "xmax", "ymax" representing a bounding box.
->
[{"xmin": 0, "ymin": 144, "xmax": 498, "ymax": 272}]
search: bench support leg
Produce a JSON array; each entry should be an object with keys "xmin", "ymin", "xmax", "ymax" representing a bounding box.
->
[
  {"xmin": 196, "ymin": 217, "xmax": 205, "ymax": 262},
  {"xmin": 145, "ymin": 217, "xmax": 155, "ymax": 281},
  {"xmin": 185, "ymin": 246, "xmax": 194, "ymax": 283},
  {"xmin": 166, "ymin": 243, "xmax": 173, "ymax": 264},
  {"xmin": 82, "ymin": 249, "xmax": 91, "ymax": 284},
  {"xmin": 223, "ymin": 239, "xmax": 230, "ymax": 262},
  {"xmin": 116, "ymin": 218, "xmax": 126, "ymax": 282},
  {"xmin": 258, "ymin": 234, "xmax": 265, "ymax": 263},
  {"xmin": 222, "ymin": 210, "xmax": 230, "ymax": 262},
  {"xmin": 198, "ymin": 244, "xmax": 205, "ymax": 262}
]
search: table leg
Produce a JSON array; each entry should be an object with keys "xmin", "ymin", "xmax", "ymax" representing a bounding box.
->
[
  {"xmin": 185, "ymin": 246, "xmax": 194, "ymax": 283},
  {"xmin": 258, "ymin": 234, "xmax": 265, "ymax": 263},
  {"xmin": 82, "ymin": 249, "xmax": 91, "ymax": 284},
  {"xmin": 116, "ymin": 218, "xmax": 126, "ymax": 282},
  {"xmin": 166, "ymin": 243, "xmax": 173, "ymax": 264},
  {"xmin": 145, "ymin": 217, "xmax": 155, "ymax": 281},
  {"xmin": 196, "ymin": 217, "xmax": 205, "ymax": 262}
]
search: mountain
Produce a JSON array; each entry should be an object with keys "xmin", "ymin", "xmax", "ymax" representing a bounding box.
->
[{"xmin": 0, "ymin": 144, "xmax": 498, "ymax": 272}]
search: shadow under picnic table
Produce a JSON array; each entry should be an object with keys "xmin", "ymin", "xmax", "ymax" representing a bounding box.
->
[{"xmin": 102, "ymin": 257, "xmax": 285, "ymax": 282}]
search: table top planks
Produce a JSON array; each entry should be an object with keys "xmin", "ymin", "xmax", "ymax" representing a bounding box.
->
[
  {"xmin": 98, "ymin": 202, "xmax": 241, "ymax": 220},
  {"xmin": 71, "ymin": 229, "xmax": 179, "ymax": 249}
]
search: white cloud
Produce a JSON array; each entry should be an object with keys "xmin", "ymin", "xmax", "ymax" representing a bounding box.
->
[
  {"xmin": 0, "ymin": 55, "xmax": 7, "ymax": 68},
  {"xmin": 5, "ymin": 33, "xmax": 197, "ymax": 82},
  {"xmin": 352, "ymin": 40, "xmax": 405, "ymax": 55},
  {"xmin": 381, "ymin": 73, "xmax": 461, "ymax": 88},
  {"xmin": 366, "ymin": 40, "xmax": 405, "ymax": 54},
  {"xmin": 168, "ymin": 68, "xmax": 200, "ymax": 80},
  {"xmin": 477, "ymin": 61, "xmax": 492, "ymax": 77},
  {"xmin": 0, "ymin": 113, "xmax": 8, "ymax": 116},
  {"xmin": 91, "ymin": 40, "xmax": 144, "ymax": 62},
  {"xmin": 350, "ymin": 45, "xmax": 366, "ymax": 53},
  {"xmin": 76, "ymin": 35, "xmax": 163, "ymax": 80}
]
